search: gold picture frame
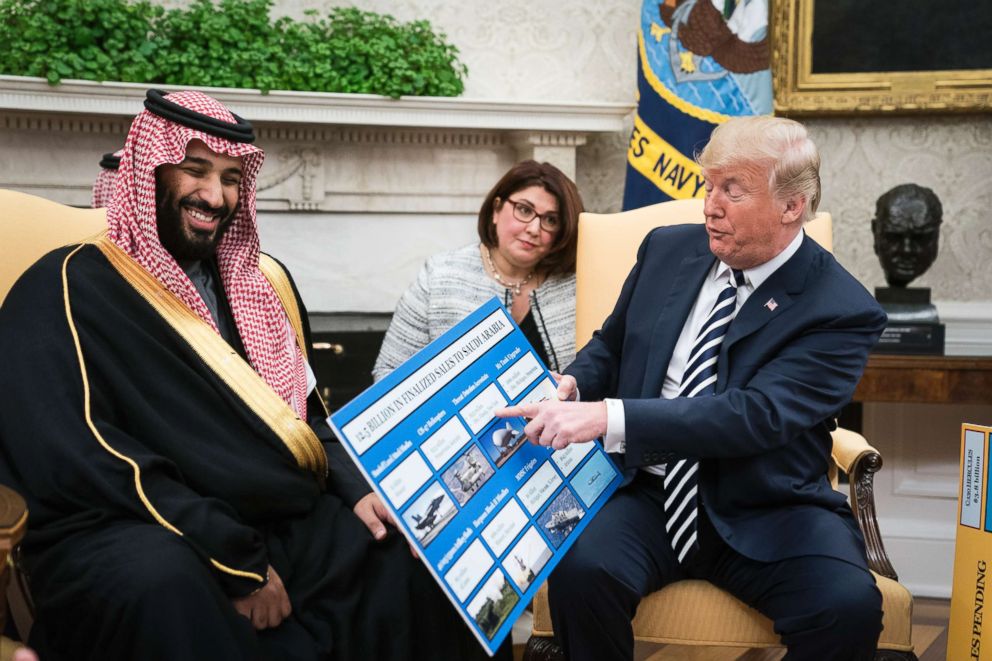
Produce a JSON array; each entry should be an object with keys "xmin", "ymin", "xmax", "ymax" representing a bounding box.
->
[{"xmin": 771, "ymin": 0, "xmax": 992, "ymax": 115}]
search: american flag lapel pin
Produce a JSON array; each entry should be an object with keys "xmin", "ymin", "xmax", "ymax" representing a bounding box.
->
[{"xmin": 764, "ymin": 298, "xmax": 778, "ymax": 312}]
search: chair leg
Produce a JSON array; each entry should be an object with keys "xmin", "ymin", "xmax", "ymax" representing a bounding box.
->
[
  {"xmin": 523, "ymin": 635, "xmax": 565, "ymax": 661},
  {"xmin": 875, "ymin": 651, "xmax": 918, "ymax": 661}
]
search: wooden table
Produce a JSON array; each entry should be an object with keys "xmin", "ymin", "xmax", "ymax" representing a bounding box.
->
[{"xmin": 854, "ymin": 355, "xmax": 992, "ymax": 405}]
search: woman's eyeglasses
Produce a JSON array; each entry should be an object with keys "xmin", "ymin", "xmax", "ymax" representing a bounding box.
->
[{"xmin": 505, "ymin": 198, "xmax": 560, "ymax": 232}]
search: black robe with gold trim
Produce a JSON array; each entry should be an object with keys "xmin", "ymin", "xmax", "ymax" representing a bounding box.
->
[{"xmin": 0, "ymin": 243, "xmax": 497, "ymax": 661}]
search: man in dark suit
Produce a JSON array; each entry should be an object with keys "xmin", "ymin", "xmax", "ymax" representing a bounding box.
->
[{"xmin": 499, "ymin": 116, "xmax": 887, "ymax": 660}]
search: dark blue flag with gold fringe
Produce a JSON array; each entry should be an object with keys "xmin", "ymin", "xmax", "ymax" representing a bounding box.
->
[{"xmin": 622, "ymin": 0, "xmax": 773, "ymax": 210}]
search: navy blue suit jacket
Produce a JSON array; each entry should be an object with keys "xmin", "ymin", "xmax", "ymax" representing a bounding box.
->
[{"xmin": 565, "ymin": 224, "xmax": 887, "ymax": 568}]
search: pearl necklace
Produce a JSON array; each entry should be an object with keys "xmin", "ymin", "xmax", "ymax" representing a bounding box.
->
[{"xmin": 484, "ymin": 247, "xmax": 534, "ymax": 297}]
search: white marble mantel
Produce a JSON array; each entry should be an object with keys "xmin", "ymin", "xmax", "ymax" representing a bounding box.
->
[
  {"xmin": 0, "ymin": 76, "xmax": 633, "ymax": 313},
  {"xmin": 0, "ymin": 75, "xmax": 632, "ymax": 133}
]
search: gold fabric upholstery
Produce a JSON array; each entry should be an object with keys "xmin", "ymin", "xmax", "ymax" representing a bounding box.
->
[
  {"xmin": 0, "ymin": 189, "xmax": 108, "ymax": 306},
  {"xmin": 531, "ymin": 572, "xmax": 913, "ymax": 652},
  {"xmin": 0, "ymin": 190, "xmax": 107, "ymax": 651},
  {"xmin": 529, "ymin": 199, "xmax": 913, "ymax": 656}
]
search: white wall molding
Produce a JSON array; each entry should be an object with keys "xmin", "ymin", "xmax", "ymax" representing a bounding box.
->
[
  {"xmin": 891, "ymin": 474, "xmax": 960, "ymax": 500},
  {"xmin": 937, "ymin": 300, "xmax": 992, "ymax": 355},
  {"xmin": 0, "ymin": 75, "xmax": 633, "ymax": 133},
  {"xmin": 1, "ymin": 113, "xmax": 130, "ymax": 135},
  {"xmin": 878, "ymin": 517, "xmax": 958, "ymax": 542},
  {"xmin": 258, "ymin": 127, "xmax": 509, "ymax": 147}
]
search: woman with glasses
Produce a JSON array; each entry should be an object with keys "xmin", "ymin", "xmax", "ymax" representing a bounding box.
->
[{"xmin": 373, "ymin": 160, "xmax": 583, "ymax": 381}]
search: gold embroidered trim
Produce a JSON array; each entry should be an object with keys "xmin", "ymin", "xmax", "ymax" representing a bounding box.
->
[
  {"xmin": 258, "ymin": 253, "xmax": 308, "ymax": 361},
  {"xmin": 93, "ymin": 236, "xmax": 327, "ymax": 476},
  {"xmin": 61, "ymin": 244, "xmax": 265, "ymax": 584},
  {"xmin": 258, "ymin": 253, "xmax": 329, "ymax": 418}
]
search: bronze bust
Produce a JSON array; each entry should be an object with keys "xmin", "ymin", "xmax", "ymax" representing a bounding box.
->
[
  {"xmin": 870, "ymin": 184, "xmax": 945, "ymax": 353},
  {"xmin": 871, "ymin": 183, "xmax": 942, "ymax": 288}
]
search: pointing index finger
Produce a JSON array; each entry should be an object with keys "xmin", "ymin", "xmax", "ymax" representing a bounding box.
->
[{"xmin": 495, "ymin": 403, "xmax": 538, "ymax": 419}]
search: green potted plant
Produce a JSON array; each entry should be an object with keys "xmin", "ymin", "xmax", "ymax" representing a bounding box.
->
[{"xmin": 0, "ymin": 0, "xmax": 468, "ymax": 97}]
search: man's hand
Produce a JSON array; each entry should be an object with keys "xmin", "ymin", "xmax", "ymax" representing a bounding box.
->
[
  {"xmin": 13, "ymin": 648, "xmax": 40, "ymax": 661},
  {"xmin": 232, "ymin": 565, "xmax": 291, "ymax": 630},
  {"xmin": 550, "ymin": 372, "xmax": 578, "ymax": 401},
  {"xmin": 353, "ymin": 492, "xmax": 395, "ymax": 541},
  {"xmin": 496, "ymin": 399, "xmax": 607, "ymax": 450},
  {"xmin": 353, "ymin": 492, "xmax": 418, "ymax": 556}
]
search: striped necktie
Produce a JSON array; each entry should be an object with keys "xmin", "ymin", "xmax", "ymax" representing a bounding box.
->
[{"xmin": 663, "ymin": 267, "xmax": 744, "ymax": 564}]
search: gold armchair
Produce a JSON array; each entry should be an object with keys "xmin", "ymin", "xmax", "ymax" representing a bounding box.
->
[
  {"xmin": 0, "ymin": 189, "xmax": 108, "ymax": 307},
  {"xmin": 0, "ymin": 189, "xmax": 109, "ymax": 655},
  {"xmin": 524, "ymin": 200, "xmax": 917, "ymax": 660}
]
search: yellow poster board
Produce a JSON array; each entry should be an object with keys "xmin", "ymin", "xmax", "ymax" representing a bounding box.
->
[{"xmin": 948, "ymin": 423, "xmax": 991, "ymax": 660}]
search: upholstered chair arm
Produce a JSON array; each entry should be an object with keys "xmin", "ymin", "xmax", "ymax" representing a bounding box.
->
[
  {"xmin": 0, "ymin": 484, "xmax": 27, "ymax": 554},
  {"xmin": 831, "ymin": 427, "xmax": 898, "ymax": 581},
  {"xmin": 0, "ymin": 484, "xmax": 28, "ymax": 636}
]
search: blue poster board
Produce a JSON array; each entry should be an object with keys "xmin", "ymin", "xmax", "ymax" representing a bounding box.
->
[{"xmin": 328, "ymin": 298, "xmax": 623, "ymax": 655}]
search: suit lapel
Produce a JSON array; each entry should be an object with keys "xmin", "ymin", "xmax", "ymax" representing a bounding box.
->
[
  {"xmin": 641, "ymin": 241, "xmax": 714, "ymax": 398},
  {"xmin": 718, "ymin": 236, "xmax": 818, "ymax": 386}
]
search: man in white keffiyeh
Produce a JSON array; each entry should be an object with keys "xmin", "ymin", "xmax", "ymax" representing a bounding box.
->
[
  {"xmin": 91, "ymin": 149, "xmax": 122, "ymax": 208},
  {"xmin": 0, "ymin": 90, "xmax": 502, "ymax": 661}
]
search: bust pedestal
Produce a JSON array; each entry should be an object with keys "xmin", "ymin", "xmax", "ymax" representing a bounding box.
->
[{"xmin": 873, "ymin": 287, "xmax": 945, "ymax": 355}]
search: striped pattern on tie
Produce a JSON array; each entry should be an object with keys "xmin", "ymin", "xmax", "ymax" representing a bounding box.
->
[{"xmin": 663, "ymin": 268, "xmax": 744, "ymax": 564}]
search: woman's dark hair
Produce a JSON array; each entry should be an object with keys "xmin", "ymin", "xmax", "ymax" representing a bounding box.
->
[{"xmin": 476, "ymin": 160, "xmax": 583, "ymax": 276}]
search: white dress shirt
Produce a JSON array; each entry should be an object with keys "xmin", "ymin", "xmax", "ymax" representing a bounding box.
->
[{"xmin": 602, "ymin": 229, "xmax": 805, "ymax": 476}]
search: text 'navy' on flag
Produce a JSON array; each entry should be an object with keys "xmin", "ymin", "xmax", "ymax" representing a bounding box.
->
[{"xmin": 622, "ymin": 0, "xmax": 773, "ymax": 211}]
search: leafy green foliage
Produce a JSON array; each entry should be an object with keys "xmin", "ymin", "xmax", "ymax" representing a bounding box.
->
[
  {"xmin": 0, "ymin": 0, "xmax": 467, "ymax": 96},
  {"xmin": 153, "ymin": 0, "xmax": 288, "ymax": 92},
  {"xmin": 279, "ymin": 8, "xmax": 467, "ymax": 97},
  {"xmin": 0, "ymin": 0, "xmax": 164, "ymax": 85}
]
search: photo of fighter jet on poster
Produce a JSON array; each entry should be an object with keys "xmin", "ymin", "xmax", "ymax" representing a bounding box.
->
[{"xmin": 402, "ymin": 480, "xmax": 457, "ymax": 547}]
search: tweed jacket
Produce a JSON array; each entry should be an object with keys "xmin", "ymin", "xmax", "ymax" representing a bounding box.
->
[{"xmin": 373, "ymin": 243, "xmax": 576, "ymax": 381}]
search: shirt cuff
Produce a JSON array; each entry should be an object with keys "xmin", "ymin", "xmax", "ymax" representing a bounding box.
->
[{"xmin": 603, "ymin": 398, "xmax": 626, "ymax": 453}]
